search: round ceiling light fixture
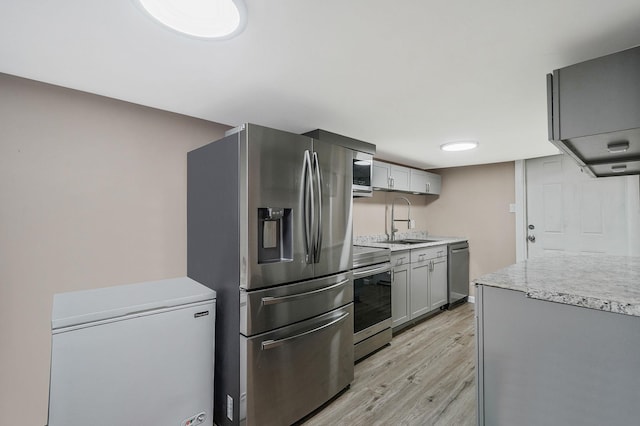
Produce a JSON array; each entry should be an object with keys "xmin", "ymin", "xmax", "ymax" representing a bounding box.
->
[
  {"xmin": 138, "ymin": 0, "xmax": 246, "ymax": 39},
  {"xmin": 440, "ymin": 140, "xmax": 479, "ymax": 152}
]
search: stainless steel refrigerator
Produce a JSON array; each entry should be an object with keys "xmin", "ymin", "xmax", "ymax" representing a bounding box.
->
[{"xmin": 187, "ymin": 123, "xmax": 354, "ymax": 426}]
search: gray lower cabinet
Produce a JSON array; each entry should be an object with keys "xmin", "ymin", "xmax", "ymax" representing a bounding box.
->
[
  {"xmin": 429, "ymin": 256, "xmax": 447, "ymax": 309},
  {"xmin": 391, "ymin": 252, "xmax": 410, "ymax": 328},
  {"xmin": 392, "ymin": 246, "xmax": 448, "ymax": 329},
  {"xmin": 410, "ymin": 260, "xmax": 430, "ymax": 318},
  {"xmin": 476, "ymin": 285, "xmax": 640, "ymax": 426}
]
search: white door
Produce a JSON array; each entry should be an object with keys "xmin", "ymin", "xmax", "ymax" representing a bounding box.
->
[{"xmin": 525, "ymin": 154, "xmax": 639, "ymax": 257}]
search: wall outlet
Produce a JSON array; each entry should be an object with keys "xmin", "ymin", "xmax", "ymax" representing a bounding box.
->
[
  {"xmin": 227, "ymin": 395, "xmax": 233, "ymax": 421},
  {"xmin": 509, "ymin": 203, "xmax": 516, "ymax": 213},
  {"xmin": 409, "ymin": 219, "xmax": 416, "ymax": 229}
]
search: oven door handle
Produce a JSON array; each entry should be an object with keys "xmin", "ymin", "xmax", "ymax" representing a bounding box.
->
[
  {"xmin": 261, "ymin": 312, "xmax": 350, "ymax": 350},
  {"xmin": 352, "ymin": 263, "xmax": 391, "ymax": 279},
  {"xmin": 261, "ymin": 278, "xmax": 350, "ymax": 306}
]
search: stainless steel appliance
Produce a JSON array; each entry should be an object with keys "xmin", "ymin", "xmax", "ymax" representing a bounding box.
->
[
  {"xmin": 303, "ymin": 129, "xmax": 376, "ymax": 197},
  {"xmin": 187, "ymin": 123, "xmax": 354, "ymax": 426},
  {"xmin": 353, "ymin": 246, "xmax": 392, "ymax": 361},
  {"xmin": 448, "ymin": 241, "xmax": 469, "ymax": 307},
  {"xmin": 352, "ymin": 150, "xmax": 374, "ymax": 197}
]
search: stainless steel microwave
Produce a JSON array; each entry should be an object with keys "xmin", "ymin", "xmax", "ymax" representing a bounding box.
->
[
  {"xmin": 353, "ymin": 151, "xmax": 373, "ymax": 197},
  {"xmin": 302, "ymin": 129, "xmax": 376, "ymax": 197}
]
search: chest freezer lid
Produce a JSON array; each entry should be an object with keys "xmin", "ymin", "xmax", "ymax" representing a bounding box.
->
[{"xmin": 52, "ymin": 277, "xmax": 216, "ymax": 330}]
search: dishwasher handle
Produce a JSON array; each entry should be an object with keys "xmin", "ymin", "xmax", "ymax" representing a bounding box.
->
[{"xmin": 451, "ymin": 247, "xmax": 469, "ymax": 254}]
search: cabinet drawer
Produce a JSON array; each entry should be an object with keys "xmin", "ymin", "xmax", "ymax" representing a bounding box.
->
[
  {"xmin": 391, "ymin": 251, "xmax": 410, "ymax": 267},
  {"xmin": 410, "ymin": 246, "xmax": 447, "ymax": 263}
]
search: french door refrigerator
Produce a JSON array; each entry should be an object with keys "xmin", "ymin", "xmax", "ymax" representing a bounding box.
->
[{"xmin": 187, "ymin": 123, "xmax": 354, "ymax": 426}]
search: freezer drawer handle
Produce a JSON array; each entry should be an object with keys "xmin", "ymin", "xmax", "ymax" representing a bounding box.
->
[
  {"xmin": 260, "ymin": 278, "xmax": 350, "ymax": 306},
  {"xmin": 260, "ymin": 312, "xmax": 350, "ymax": 350}
]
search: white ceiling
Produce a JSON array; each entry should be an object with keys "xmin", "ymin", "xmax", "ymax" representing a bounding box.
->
[{"xmin": 2, "ymin": 0, "xmax": 640, "ymax": 169}]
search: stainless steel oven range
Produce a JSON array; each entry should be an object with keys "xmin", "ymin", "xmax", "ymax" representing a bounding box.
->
[{"xmin": 353, "ymin": 246, "xmax": 392, "ymax": 361}]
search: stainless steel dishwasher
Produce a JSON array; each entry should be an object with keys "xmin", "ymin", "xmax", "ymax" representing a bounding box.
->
[{"xmin": 448, "ymin": 241, "xmax": 469, "ymax": 307}]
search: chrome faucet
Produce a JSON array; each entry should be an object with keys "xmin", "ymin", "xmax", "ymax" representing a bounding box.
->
[{"xmin": 390, "ymin": 196, "xmax": 413, "ymax": 241}]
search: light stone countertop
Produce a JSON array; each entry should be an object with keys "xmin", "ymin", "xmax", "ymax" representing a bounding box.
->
[
  {"xmin": 474, "ymin": 254, "xmax": 640, "ymax": 317},
  {"xmin": 354, "ymin": 231, "xmax": 467, "ymax": 252}
]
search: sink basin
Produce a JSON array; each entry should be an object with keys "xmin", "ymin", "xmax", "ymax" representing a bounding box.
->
[{"xmin": 391, "ymin": 238, "xmax": 441, "ymax": 245}]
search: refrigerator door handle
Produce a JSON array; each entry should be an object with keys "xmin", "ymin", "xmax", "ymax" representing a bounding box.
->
[
  {"xmin": 312, "ymin": 151, "xmax": 323, "ymax": 263},
  {"xmin": 260, "ymin": 312, "xmax": 350, "ymax": 350},
  {"xmin": 303, "ymin": 150, "xmax": 314, "ymax": 264}
]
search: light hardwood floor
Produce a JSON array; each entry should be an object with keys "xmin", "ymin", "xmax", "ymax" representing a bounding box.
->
[{"xmin": 302, "ymin": 303, "xmax": 476, "ymax": 426}]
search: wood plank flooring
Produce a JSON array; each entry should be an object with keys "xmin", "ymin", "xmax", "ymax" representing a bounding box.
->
[{"xmin": 302, "ymin": 303, "xmax": 476, "ymax": 426}]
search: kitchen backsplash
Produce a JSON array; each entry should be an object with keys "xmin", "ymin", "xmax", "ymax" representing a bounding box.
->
[{"xmin": 354, "ymin": 230, "xmax": 430, "ymax": 245}]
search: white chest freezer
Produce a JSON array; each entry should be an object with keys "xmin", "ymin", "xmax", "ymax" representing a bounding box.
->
[{"xmin": 47, "ymin": 277, "xmax": 215, "ymax": 426}]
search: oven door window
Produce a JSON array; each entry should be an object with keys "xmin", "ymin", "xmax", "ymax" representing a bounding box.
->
[{"xmin": 353, "ymin": 269, "xmax": 391, "ymax": 333}]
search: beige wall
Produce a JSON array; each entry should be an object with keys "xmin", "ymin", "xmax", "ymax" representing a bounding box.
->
[
  {"xmin": 353, "ymin": 191, "xmax": 430, "ymax": 237},
  {"xmin": 0, "ymin": 73, "xmax": 229, "ymax": 425},
  {"xmin": 353, "ymin": 161, "xmax": 516, "ymax": 296}
]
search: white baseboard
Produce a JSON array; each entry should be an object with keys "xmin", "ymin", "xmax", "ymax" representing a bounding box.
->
[{"xmin": 467, "ymin": 296, "xmax": 475, "ymax": 303}]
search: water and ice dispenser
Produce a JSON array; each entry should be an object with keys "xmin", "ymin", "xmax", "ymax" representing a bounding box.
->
[{"xmin": 258, "ymin": 207, "xmax": 292, "ymax": 263}]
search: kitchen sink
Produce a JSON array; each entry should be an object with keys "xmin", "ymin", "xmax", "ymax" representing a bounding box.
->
[{"xmin": 391, "ymin": 238, "xmax": 442, "ymax": 244}]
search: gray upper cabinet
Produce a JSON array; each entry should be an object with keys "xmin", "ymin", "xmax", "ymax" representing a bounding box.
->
[
  {"xmin": 373, "ymin": 160, "xmax": 441, "ymax": 195},
  {"xmin": 390, "ymin": 165, "xmax": 410, "ymax": 191},
  {"xmin": 372, "ymin": 161, "xmax": 390, "ymax": 189},
  {"xmin": 409, "ymin": 169, "xmax": 441, "ymax": 195},
  {"xmin": 372, "ymin": 161, "xmax": 410, "ymax": 191},
  {"xmin": 547, "ymin": 45, "xmax": 640, "ymax": 177}
]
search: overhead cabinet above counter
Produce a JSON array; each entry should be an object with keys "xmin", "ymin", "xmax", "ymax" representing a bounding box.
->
[
  {"xmin": 372, "ymin": 160, "xmax": 441, "ymax": 195},
  {"xmin": 547, "ymin": 45, "xmax": 640, "ymax": 177}
]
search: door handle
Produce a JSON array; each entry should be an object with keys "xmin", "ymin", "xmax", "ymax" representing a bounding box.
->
[
  {"xmin": 312, "ymin": 151, "xmax": 323, "ymax": 263},
  {"xmin": 527, "ymin": 235, "xmax": 536, "ymax": 243},
  {"xmin": 353, "ymin": 264, "xmax": 391, "ymax": 278},
  {"xmin": 303, "ymin": 150, "xmax": 314, "ymax": 264}
]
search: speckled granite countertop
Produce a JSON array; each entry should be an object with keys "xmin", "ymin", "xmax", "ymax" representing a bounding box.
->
[
  {"xmin": 354, "ymin": 231, "xmax": 467, "ymax": 252},
  {"xmin": 474, "ymin": 254, "xmax": 640, "ymax": 317}
]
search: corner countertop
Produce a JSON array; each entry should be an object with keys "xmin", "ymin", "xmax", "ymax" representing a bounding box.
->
[
  {"xmin": 474, "ymin": 254, "xmax": 640, "ymax": 317},
  {"xmin": 353, "ymin": 231, "xmax": 467, "ymax": 252}
]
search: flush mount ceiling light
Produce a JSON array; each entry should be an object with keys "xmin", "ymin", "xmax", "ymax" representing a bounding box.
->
[
  {"xmin": 440, "ymin": 140, "xmax": 479, "ymax": 152},
  {"xmin": 138, "ymin": 0, "xmax": 246, "ymax": 39}
]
